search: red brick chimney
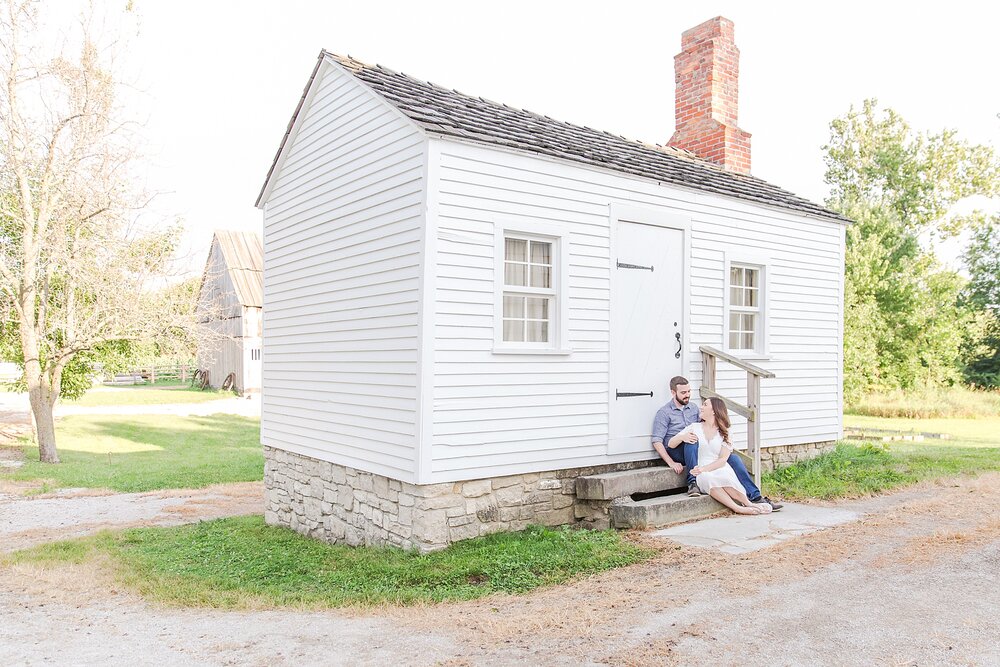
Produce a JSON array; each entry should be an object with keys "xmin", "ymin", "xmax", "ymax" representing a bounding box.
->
[{"xmin": 667, "ymin": 16, "xmax": 752, "ymax": 175}]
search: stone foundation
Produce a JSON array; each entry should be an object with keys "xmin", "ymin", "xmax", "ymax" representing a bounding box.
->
[
  {"xmin": 264, "ymin": 441, "xmax": 837, "ymax": 551},
  {"xmin": 264, "ymin": 446, "xmax": 654, "ymax": 552},
  {"xmin": 757, "ymin": 441, "xmax": 836, "ymax": 471}
]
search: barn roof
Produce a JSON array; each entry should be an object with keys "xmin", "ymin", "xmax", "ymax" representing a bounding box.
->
[
  {"xmin": 213, "ymin": 230, "xmax": 263, "ymax": 308},
  {"xmin": 257, "ymin": 51, "xmax": 849, "ymax": 224}
]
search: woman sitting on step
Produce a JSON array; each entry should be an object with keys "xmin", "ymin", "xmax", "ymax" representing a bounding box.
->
[{"xmin": 667, "ymin": 397, "xmax": 772, "ymax": 516}]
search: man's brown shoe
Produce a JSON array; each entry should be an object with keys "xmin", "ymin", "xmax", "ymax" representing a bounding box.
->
[{"xmin": 759, "ymin": 496, "xmax": 783, "ymax": 511}]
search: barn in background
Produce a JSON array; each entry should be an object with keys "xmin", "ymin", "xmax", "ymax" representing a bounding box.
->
[{"xmin": 196, "ymin": 230, "xmax": 263, "ymax": 394}]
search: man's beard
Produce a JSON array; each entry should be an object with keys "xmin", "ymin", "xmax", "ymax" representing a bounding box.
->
[{"xmin": 676, "ymin": 395, "xmax": 689, "ymax": 405}]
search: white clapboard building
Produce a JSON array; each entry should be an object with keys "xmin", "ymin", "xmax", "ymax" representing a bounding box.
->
[
  {"xmin": 256, "ymin": 17, "xmax": 849, "ymax": 551},
  {"xmin": 196, "ymin": 230, "xmax": 263, "ymax": 394}
]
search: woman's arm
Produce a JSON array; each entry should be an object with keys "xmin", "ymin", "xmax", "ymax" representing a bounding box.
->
[
  {"xmin": 702, "ymin": 444, "xmax": 732, "ymax": 472},
  {"xmin": 692, "ymin": 444, "xmax": 732, "ymax": 475}
]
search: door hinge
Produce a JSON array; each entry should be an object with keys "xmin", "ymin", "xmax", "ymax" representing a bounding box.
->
[
  {"xmin": 616, "ymin": 390, "xmax": 654, "ymax": 399},
  {"xmin": 617, "ymin": 260, "xmax": 653, "ymax": 272}
]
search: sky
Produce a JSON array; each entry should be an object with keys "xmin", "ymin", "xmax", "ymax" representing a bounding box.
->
[{"xmin": 50, "ymin": 1, "xmax": 1000, "ymax": 272}]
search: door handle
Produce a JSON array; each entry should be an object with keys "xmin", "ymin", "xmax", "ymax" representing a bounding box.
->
[{"xmin": 675, "ymin": 332, "xmax": 682, "ymax": 359}]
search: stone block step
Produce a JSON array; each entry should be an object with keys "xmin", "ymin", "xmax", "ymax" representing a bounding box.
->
[
  {"xmin": 610, "ymin": 493, "xmax": 725, "ymax": 529},
  {"xmin": 576, "ymin": 466, "xmax": 686, "ymax": 500}
]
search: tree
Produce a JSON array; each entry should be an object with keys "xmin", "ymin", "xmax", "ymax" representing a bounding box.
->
[
  {"xmin": 824, "ymin": 100, "xmax": 1000, "ymax": 393},
  {"xmin": 0, "ymin": 1, "xmax": 204, "ymax": 462},
  {"xmin": 962, "ymin": 215, "xmax": 1000, "ymax": 386}
]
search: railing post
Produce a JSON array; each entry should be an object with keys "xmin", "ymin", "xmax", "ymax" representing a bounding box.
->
[
  {"xmin": 701, "ymin": 350, "xmax": 716, "ymax": 391},
  {"xmin": 747, "ymin": 372, "xmax": 761, "ymax": 488},
  {"xmin": 699, "ymin": 346, "xmax": 772, "ymax": 491}
]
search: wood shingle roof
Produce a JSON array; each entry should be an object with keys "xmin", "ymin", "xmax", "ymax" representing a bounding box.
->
[
  {"xmin": 214, "ymin": 230, "xmax": 263, "ymax": 308},
  {"xmin": 327, "ymin": 52, "xmax": 849, "ymax": 224}
]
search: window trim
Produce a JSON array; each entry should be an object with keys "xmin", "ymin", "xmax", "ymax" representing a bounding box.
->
[
  {"xmin": 723, "ymin": 252, "xmax": 770, "ymax": 358},
  {"xmin": 493, "ymin": 221, "xmax": 571, "ymax": 355}
]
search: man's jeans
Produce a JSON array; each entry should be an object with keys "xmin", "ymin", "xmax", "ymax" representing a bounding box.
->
[{"xmin": 666, "ymin": 443, "xmax": 762, "ymax": 501}]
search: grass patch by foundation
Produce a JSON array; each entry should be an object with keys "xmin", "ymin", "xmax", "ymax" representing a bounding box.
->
[
  {"xmin": 765, "ymin": 415, "xmax": 1000, "ymax": 499},
  {"xmin": 9, "ymin": 516, "xmax": 655, "ymax": 608},
  {"xmin": 4, "ymin": 414, "xmax": 262, "ymax": 493}
]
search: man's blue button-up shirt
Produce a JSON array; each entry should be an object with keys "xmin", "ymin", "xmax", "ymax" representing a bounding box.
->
[{"xmin": 651, "ymin": 400, "xmax": 700, "ymax": 445}]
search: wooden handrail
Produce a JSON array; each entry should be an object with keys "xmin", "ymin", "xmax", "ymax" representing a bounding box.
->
[
  {"xmin": 698, "ymin": 346, "xmax": 775, "ymax": 378},
  {"xmin": 699, "ymin": 386, "xmax": 754, "ymax": 421},
  {"xmin": 732, "ymin": 448, "xmax": 753, "ymax": 469},
  {"xmin": 700, "ymin": 345, "xmax": 774, "ymax": 488}
]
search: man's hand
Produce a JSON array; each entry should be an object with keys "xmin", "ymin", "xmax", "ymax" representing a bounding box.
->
[
  {"xmin": 668, "ymin": 461, "xmax": 684, "ymax": 475},
  {"xmin": 681, "ymin": 431, "xmax": 698, "ymax": 444}
]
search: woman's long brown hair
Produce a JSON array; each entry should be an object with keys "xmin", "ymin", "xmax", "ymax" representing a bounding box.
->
[{"xmin": 706, "ymin": 396, "xmax": 732, "ymax": 446}]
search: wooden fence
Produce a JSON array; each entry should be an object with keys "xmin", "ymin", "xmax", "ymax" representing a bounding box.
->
[{"xmin": 111, "ymin": 363, "xmax": 194, "ymax": 385}]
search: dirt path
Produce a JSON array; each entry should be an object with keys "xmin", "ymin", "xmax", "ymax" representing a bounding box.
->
[
  {"xmin": 55, "ymin": 394, "xmax": 262, "ymax": 418},
  {"xmin": 0, "ymin": 482, "xmax": 263, "ymax": 553},
  {"xmin": 0, "ymin": 391, "xmax": 261, "ymax": 422},
  {"xmin": 2, "ymin": 475, "xmax": 998, "ymax": 666}
]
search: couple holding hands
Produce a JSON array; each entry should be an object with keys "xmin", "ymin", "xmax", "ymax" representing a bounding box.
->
[{"xmin": 651, "ymin": 376, "xmax": 782, "ymax": 515}]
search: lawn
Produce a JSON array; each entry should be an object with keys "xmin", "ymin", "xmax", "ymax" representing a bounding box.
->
[
  {"xmin": 844, "ymin": 414, "xmax": 1000, "ymax": 446},
  {"xmin": 844, "ymin": 385, "xmax": 1000, "ymax": 419},
  {"xmin": 9, "ymin": 517, "xmax": 655, "ymax": 608},
  {"xmin": 4, "ymin": 413, "xmax": 262, "ymax": 493},
  {"xmin": 65, "ymin": 384, "xmax": 235, "ymax": 407},
  {"xmin": 764, "ymin": 415, "xmax": 1000, "ymax": 500}
]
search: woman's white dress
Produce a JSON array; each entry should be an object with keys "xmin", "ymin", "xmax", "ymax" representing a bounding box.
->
[{"xmin": 683, "ymin": 423, "xmax": 742, "ymax": 494}]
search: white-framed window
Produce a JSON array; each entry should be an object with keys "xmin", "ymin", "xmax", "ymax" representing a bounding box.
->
[
  {"xmin": 493, "ymin": 223, "xmax": 570, "ymax": 354},
  {"xmin": 502, "ymin": 237, "xmax": 554, "ymax": 343},
  {"xmin": 727, "ymin": 262, "xmax": 765, "ymax": 354}
]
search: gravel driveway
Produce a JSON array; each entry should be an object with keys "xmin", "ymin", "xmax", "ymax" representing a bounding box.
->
[
  {"xmin": 2, "ymin": 475, "xmax": 997, "ymax": 666},
  {"xmin": 0, "ymin": 483, "xmax": 263, "ymax": 553},
  {"xmin": 0, "ymin": 390, "xmax": 261, "ymax": 421}
]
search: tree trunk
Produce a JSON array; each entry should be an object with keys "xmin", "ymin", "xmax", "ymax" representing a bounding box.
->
[
  {"xmin": 20, "ymin": 323, "xmax": 60, "ymax": 463},
  {"xmin": 28, "ymin": 386, "xmax": 59, "ymax": 464}
]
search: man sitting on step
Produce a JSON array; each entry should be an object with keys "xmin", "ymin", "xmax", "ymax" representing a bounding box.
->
[{"xmin": 651, "ymin": 375, "xmax": 782, "ymax": 511}]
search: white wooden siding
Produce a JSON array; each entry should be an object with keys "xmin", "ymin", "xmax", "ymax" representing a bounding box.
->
[
  {"xmin": 428, "ymin": 138, "xmax": 844, "ymax": 483},
  {"xmin": 260, "ymin": 61, "xmax": 426, "ymax": 481}
]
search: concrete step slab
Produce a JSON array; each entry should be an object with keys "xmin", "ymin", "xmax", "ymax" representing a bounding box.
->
[
  {"xmin": 576, "ymin": 466, "xmax": 686, "ymax": 500},
  {"xmin": 651, "ymin": 503, "xmax": 859, "ymax": 554},
  {"xmin": 611, "ymin": 493, "xmax": 724, "ymax": 529}
]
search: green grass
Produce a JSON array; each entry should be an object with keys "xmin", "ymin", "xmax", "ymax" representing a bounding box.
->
[
  {"xmin": 5, "ymin": 414, "xmax": 262, "ymax": 493},
  {"xmin": 144, "ymin": 377, "xmax": 202, "ymax": 387},
  {"xmin": 9, "ymin": 517, "xmax": 654, "ymax": 608},
  {"xmin": 844, "ymin": 385, "xmax": 1000, "ymax": 419},
  {"xmin": 764, "ymin": 415, "xmax": 1000, "ymax": 499},
  {"xmin": 65, "ymin": 385, "xmax": 235, "ymax": 407},
  {"xmin": 844, "ymin": 414, "xmax": 1000, "ymax": 445}
]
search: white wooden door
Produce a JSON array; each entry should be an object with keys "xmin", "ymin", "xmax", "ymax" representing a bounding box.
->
[{"xmin": 609, "ymin": 221, "xmax": 684, "ymax": 454}]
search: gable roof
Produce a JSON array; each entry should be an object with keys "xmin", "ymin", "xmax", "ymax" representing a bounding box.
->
[
  {"xmin": 211, "ymin": 230, "xmax": 263, "ymax": 308},
  {"xmin": 259, "ymin": 51, "xmax": 849, "ymax": 224}
]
